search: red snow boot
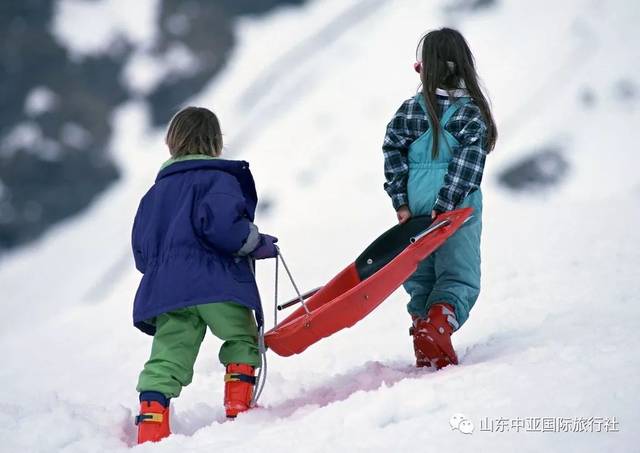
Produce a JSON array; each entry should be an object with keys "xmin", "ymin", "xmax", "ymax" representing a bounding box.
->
[
  {"xmin": 136, "ymin": 392, "xmax": 170, "ymax": 444},
  {"xmin": 410, "ymin": 303, "xmax": 459, "ymax": 370},
  {"xmin": 224, "ymin": 363, "xmax": 256, "ymax": 418}
]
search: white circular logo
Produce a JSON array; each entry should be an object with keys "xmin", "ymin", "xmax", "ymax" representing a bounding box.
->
[{"xmin": 449, "ymin": 413, "xmax": 474, "ymax": 435}]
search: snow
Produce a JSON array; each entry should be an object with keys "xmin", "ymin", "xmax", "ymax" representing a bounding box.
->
[
  {"xmin": 123, "ymin": 43, "xmax": 201, "ymax": 96},
  {"xmin": 2, "ymin": 0, "xmax": 639, "ymax": 452},
  {"xmin": 0, "ymin": 122, "xmax": 62, "ymax": 160},
  {"xmin": 52, "ymin": 0, "xmax": 160, "ymax": 59},
  {"xmin": 24, "ymin": 87, "xmax": 58, "ymax": 117}
]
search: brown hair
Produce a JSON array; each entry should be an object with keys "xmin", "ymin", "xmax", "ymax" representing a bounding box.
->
[
  {"xmin": 417, "ymin": 28, "xmax": 497, "ymax": 157},
  {"xmin": 165, "ymin": 106, "xmax": 223, "ymax": 157}
]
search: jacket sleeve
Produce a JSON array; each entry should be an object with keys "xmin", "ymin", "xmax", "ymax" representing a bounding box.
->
[
  {"xmin": 192, "ymin": 175, "xmax": 261, "ymax": 255},
  {"xmin": 433, "ymin": 105, "xmax": 488, "ymax": 213},
  {"xmin": 132, "ymin": 201, "xmax": 146, "ymax": 274},
  {"xmin": 383, "ymin": 98, "xmax": 418, "ymax": 210}
]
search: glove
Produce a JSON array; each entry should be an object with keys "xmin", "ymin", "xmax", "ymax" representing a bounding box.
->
[{"xmin": 250, "ymin": 234, "xmax": 279, "ymax": 259}]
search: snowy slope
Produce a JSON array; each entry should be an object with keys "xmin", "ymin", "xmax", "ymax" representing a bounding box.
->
[{"xmin": 1, "ymin": 0, "xmax": 640, "ymax": 452}]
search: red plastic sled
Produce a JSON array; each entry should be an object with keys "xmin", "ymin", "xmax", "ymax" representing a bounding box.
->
[{"xmin": 264, "ymin": 208, "xmax": 473, "ymax": 356}]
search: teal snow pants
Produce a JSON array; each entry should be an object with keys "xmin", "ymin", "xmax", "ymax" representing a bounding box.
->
[
  {"xmin": 403, "ymin": 95, "xmax": 482, "ymax": 329},
  {"xmin": 403, "ymin": 199, "xmax": 482, "ymax": 328}
]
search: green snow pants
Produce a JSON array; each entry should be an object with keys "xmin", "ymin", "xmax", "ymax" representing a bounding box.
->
[{"xmin": 137, "ymin": 302, "xmax": 260, "ymax": 398}]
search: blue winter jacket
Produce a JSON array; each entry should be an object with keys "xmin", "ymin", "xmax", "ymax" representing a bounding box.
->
[{"xmin": 132, "ymin": 156, "xmax": 263, "ymax": 335}]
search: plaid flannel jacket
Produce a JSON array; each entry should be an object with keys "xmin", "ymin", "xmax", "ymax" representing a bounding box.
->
[{"xmin": 382, "ymin": 93, "xmax": 488, "ymax": 212}]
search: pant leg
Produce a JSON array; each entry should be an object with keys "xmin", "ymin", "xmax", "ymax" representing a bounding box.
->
[
  {"xmin": 196, "ymin": 302, "xmax": 261, "ymax": 368},
  {"xmin": 426, "ymin": 214, "xmax": 482, "ymax": 329},
  {"xmin": 403, "ymin": 254, "xmax": 437, "ymax": 318},
  {"xmin": 136, "ymin": 307, "xmax": 206, "ymax": 398}
]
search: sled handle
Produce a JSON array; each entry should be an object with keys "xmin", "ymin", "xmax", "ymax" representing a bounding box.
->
[
  {"xmin": 275, "ymin": 247, "xmax": 312, "ymax": 316},
  {"xmin": 410, "ymin": 218, "xmax": 451, "ymax": 243},
  {"xmin": 277, "ymin": 286, "xmax": 323, "ymax": 311}
]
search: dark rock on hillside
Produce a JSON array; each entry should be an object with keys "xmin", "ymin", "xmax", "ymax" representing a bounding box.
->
[
  {"xmin": 497, "ymin": 147, "xmax": 569, "ymax": 192},
  {"xmin": 614, "ymin": 78, "xmax": 637, "ymax": 101},
  {"xmin": 0, "ymin": 0, "xmax": 305, "ymax": 252},
  {"xmin": 579, "ymin": 87, "xmax": 597, "ymax": 108},
  {"xmin": 444, "ymin": 0, "xmax": 498, "ymax": 14},
  {"xmin": 148, "ymin": 0, "xmax": 306, "ymax": 126},
  {"xmin": 0, "ymin": 0, "xmax": 127, "ymax": 250}
]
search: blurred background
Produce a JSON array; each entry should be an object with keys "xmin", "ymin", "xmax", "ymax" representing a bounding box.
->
[
  {"xmin": 1, "ymin": 0, "xmax": 307, "ymax": 251},
  {"xmin": 1, "ymin": 1, "xmax": 638, "ymax": 451},
  {"xmin": 5, "ymin": 0, "xmax": 637, "ymax": 255}
]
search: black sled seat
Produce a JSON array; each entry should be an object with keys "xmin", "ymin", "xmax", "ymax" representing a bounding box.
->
[{"xmin": 355, "ymin": 215, "xmax": 433, "ymax": 281}]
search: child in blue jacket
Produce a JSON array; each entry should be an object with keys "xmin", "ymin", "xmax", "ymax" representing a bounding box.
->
[
  {"xmin": 131, "ymin": 106, "xmax": 278, "ymax": 443},
  {"xmin": 383, "ymin": 28, "xmax": 497, "ymax": 370}
]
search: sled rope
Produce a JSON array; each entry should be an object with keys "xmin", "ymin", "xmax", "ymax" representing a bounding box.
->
[
  {"xmin": 251, "ymin": 322, "xmax": 267, "ymax": 407},
  {"xmin": 274, "ymin": 253, "xmax": 279, "ymax": 326},
  {"xmin": 248, "ymin": 257, "xmax": 267, "ymax": 408},
  {"xmin": 249, "ymin": 247, "xmax": 309, "ymax": 407}
]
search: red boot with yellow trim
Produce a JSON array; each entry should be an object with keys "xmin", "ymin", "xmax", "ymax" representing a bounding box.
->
[
  {"xmin": 224, "ymin": 363, "xmax": 256, "ymax": 418},
  {"xmin": 136, "ymin": 392, "xmax": 170, "ymax": 444}
]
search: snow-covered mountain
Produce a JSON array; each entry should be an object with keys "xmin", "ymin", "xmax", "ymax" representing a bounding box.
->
[
  {"xmin": 0, "ymin": 0, "xmax": 304, "ymax": 251},
  {"xmin": 1, "ymin": 0, "xmax": 639, "ymax": 452}
]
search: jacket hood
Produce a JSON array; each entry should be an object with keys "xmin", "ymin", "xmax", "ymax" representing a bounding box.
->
[
  {"xmin": 155, "ymin": 156, "xmax": 258, "ymax": 216},
  {"xmin": 156, "ymin": 156, "xmax": 249, "ymax": 181}
]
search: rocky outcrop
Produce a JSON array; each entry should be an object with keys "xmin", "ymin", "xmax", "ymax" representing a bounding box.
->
[{"xmin": 0, "ymin": 0, "xmax": 304, "ymax": 251}]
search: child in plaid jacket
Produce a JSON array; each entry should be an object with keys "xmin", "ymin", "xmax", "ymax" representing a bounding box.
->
[{"xmin": 382, "ymin": 28, "xmax": 497, "ymax": 369}]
